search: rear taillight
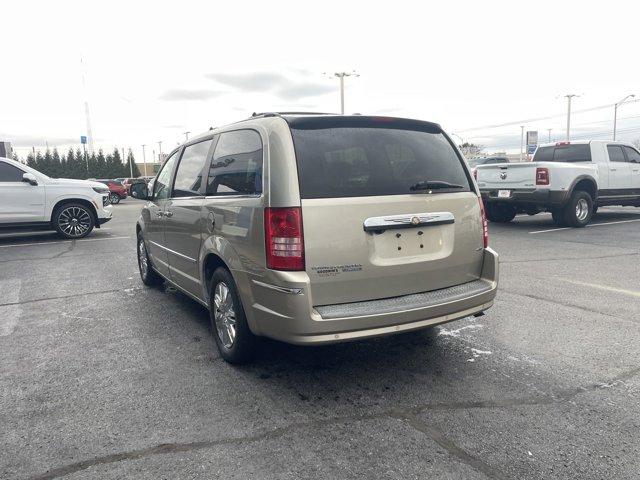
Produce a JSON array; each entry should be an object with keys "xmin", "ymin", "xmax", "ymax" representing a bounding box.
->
[
  {"xmin": 536, "ymin": 167, "xmax": 549, "ymax": 185},
  {"xmin": 264, "ymin": 207, "xmax": 305, "ymax": 271},
  {"xmin": 478, "ymin": 198, "xmax": 488, "ymax": 248}
]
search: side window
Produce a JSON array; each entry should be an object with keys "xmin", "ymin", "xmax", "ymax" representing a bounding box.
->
[
  {"xmin": 206, "ymin": 130, "xmax": 263, "ymax": 196},
  {"xmin": 153, "ymin": 153, "xmax": 179, "ymax": 200},
  {"xmin": 172, "ymin": 139, "xmax": 212, "ymax": 198},
  {"xmin": 607, "ymin": 145, "xmax": 627, "ymax": 163},
  {"xmin": 623, "ymin": 146, "xmax": 640, "ymax": 163},
  {"xmin": 0, "ymin": 162, "xmax": 25, "ymax": 182}
]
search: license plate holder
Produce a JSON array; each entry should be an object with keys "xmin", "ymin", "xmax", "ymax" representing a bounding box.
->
[{"xmin": 497, "ymin": 190, "xmax": 511, "ymax": 198}]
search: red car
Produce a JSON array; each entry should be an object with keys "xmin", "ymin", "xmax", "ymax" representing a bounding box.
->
[{"xmin": 97, "ymin": 179, "xmax": 128, "ymax": 204}]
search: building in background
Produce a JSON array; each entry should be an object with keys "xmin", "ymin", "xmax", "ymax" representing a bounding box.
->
[{"xmin": 0, "ymin": 141, "xmax": 13, "ymax": 157}]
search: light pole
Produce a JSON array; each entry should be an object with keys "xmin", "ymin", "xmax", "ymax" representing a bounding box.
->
[
  {"xmin": 183, "ymin": 131, "xmax": 190, "ymax": 141},
  {"xmin": 564, "ymin": 94, "xmax": 579, "ymax": 140},
  {"xmin": 158, "ymin": 141, "xmax": 163, "ymax": 164},
  {"xmin": 520, "ymin": 126, "xmax": 525, "ymax": 162},
  {"xmin": 125, "ymin": 147, "xmax": 132, "ymax": 177},
  {"xmin": 613, "ymin": 94, "xmax": 635, "ymax": 140},
  {"xmin": 142, "ymin": 144, "xmax": 147, "ymax": 177},
  {"xmin": 547, "ymin": 129, "xmax": 552, "ymax": 143},
  {"xmin": 326, "ymin": 71, "xmax": 359, "ymax": 114}
]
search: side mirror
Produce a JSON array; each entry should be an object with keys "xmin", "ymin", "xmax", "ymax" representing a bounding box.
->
[
  {"xmin": 130, "ymin": 182, "xmax": 150, "ymax": 200},
  {"xmin": 22, "ymin": 172, "xmax": 38, "ymax": 186}
]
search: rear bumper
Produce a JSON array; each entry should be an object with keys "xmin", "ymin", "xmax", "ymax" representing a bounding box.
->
[
  {"xmin": 480, "ymin": 188, "xmax": 568, "ymax": 207},
  {"xmin": 246, "ymin": 247, "xmax": 499, "ymax": 345}
]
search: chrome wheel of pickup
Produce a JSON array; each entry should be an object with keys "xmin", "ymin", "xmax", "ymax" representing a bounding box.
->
[{"xmin": 575, "ymin": 198, "xmax": 589, "ymax": 222}]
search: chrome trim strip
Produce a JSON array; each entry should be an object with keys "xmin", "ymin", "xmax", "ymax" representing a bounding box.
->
[
  {"xmin": 149, "ymin": 240, "xmax": 197, "ymax": 263},
  {"xmin": 363, "ymin": 212, "xmax": 455, "ymax": 232},
  {"xmin": 168, "ymin": 265, "xmax": 202, "ymax": 285},
  {"xmin": 252, "ymin": 279, "xmax": 303, "ymax": 295}
]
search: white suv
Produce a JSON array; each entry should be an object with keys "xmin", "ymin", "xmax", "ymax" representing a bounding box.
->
[{"xmin": 0, "ymin": 156, "xmax": 113, "ymax": 238}]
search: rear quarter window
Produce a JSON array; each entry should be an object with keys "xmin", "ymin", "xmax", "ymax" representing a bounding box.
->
[
  {"xmin": 534, "ymin": 144, "xmax": 591, "ymax": 162},
  {"xmin": 290, "ymin": 125, "xmax": 471, "ymax": 199}
]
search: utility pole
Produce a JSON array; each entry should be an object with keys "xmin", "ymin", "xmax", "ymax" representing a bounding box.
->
[
  {"xmin": 520, "ymin": 126, "xmax": 524, "ymax": 162},
  {"xmin": 127, "ymin": 147, "xmax": 133, "ymax": 178},
  {"xmin": 183, "ymin": 131, "xmax": 190, "ymax": 141},
  {"xmin": 142, "ymin": 144, "xmax": 147, "ymax": 177},
  {"xmin": 158, "ymin": 141, "xmax": 163, "ymax": 164},
  {"xmin": 327, "ymin": 71, "xmax": 359, "ymax": 114},
  {"xmin": 613, "ymin": 94, "xmax": 635, "ymax": 140},
  {"xmin": 547, "ymin": 129, "xmax": 552, "ymax": 143},
  {"xmin": 564, "ymin": 94, "xmax": 578, "ymax": 140}
]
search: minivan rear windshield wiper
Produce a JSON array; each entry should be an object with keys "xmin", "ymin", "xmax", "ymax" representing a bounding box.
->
[{"xmin": 409, "ymin": 180, "xmax": 465, "ymax": 192}]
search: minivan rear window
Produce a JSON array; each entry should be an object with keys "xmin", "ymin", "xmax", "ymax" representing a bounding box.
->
[
  {"xmin": 533, "ymin": 144, "xmax": 591, "ymax": 162},
  {"xmin": 290, "ymin": 123, "xmax": 471, "ymax": 199}
]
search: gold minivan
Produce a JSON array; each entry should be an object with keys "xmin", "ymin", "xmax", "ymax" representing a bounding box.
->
[{"xmin": 131, "ymin": 113, "xmax": 498, "ymax": 363}]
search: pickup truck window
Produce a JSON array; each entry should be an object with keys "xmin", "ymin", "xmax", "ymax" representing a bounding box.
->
[
  {"xmin": 607, "ymin": 145, "xmax": 626, "ymax": 163},
  {"xmin": 534, "ymin": 144, "xmax": 591, "ymax": 162}
]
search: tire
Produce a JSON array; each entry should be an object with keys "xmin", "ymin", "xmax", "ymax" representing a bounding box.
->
[
  {"xmin": 485, "ymin": 202, "xmax": 517, "ymax": 223},
  {"xmin": 209, "ymin": 267, "xmax": 258, "ymax": 364},
  {"xmin": 53, "ymin": 203, "xmax": 95, "ymax": 239},
  {"xmin": 593, "ymin": 205, "xmax": 598, "ymax": 215},
  {"xmin": 109, "ymin": 193, "xmax": 120, "ymax": 204},
  {"xmin": 551, "ymin": 210, "xmax": 566, "ymax": 226},
  {"xmin": 562, "ymin": 190, "xmax": 593, "ymax": 228},
  {"xmin": 137, "ymin": 234, "xmax": 163, "ymax": 286}
]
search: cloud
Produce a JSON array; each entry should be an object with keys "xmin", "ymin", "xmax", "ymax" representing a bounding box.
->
[
  {"xmin": 206, "ymin": 71, "xmax": 334, "ymax": 101},
  {"xmin": 159, "ymin": 89, "xmax": 222, "ymax": 101}
]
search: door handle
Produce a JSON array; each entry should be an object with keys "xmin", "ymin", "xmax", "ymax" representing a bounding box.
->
[
  {"xmin": 610, "ymin": 168, "xmax": 617, "ymax": 171},
  {"xmin": 164, "ymin": 210, "xmax": 173, "ymax": 218}
]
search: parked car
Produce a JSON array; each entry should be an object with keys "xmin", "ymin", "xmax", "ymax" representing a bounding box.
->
[
  {"xmin": 0, "ymin": 157, "xmax": 113, "ymax": 238},
  {"xmin": 131, "ymin": 113, "xmax": 499, "ymax": 363},
  {"xmin": 96, "ymin": 179, "xmax": 127, "ymax": 204},
  {"xmin": 476, "ymin": 140, "xmax": 640, "ymax": 226}
]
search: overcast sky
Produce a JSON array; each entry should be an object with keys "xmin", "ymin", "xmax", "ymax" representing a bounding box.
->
[{"xmin": 2, "ymin": 0, "xmax": 640, "ymax": 159}]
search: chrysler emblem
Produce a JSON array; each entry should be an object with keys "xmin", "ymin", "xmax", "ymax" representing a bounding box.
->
[
  {"xmin": 500, "ymin": 172, "xmax": 507, "ymax": 180},
  {"xmin": 410, "ymin": 216, "xmax": 420, "ymax": 225}
]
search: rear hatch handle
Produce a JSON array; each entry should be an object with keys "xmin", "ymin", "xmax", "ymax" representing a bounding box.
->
[{"xmin": 363, "ymin": 212, "xmax": 454, "ymax": 233}]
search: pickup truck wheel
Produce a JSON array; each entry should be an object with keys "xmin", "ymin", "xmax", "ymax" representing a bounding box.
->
[
  {"xmin": 209, "ymin": 268, "xmax": 258, "ymax": 364},
  {"xmin": 485, "ymin": 203, "xmax": 517, "ymax": 223},
  {"xmin": 53, "ymin": 203, "xmax": 95, "ymax": 239},
  {"xmin": 563, "ymin": 191, "xmax": 593, "ymax": 227}
]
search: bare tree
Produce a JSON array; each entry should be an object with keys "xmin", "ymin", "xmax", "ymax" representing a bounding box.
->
[{"xmin": 458, "ymin": 142, "xmax": 484, "ymax": 158}]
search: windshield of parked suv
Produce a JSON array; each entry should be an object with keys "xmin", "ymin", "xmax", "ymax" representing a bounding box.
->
[
  {"xmin": 534, "ymin": 144, "xmax": 592, "ymax": 162},
  {"xmin": 290, "ymin": 123, "xmax": 471, "ymax": 199}
]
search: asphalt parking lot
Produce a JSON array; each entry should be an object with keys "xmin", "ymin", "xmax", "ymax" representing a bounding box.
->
[{"xmin": 1, "ymin": 199, "xmax": 639, "ymax": 480}]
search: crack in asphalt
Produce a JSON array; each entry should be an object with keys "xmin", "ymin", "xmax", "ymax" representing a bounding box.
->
[
  {"xmin": 26, "ymin": 365, "xmax": 640, "ymax": 480},
  {"xmin": 0, "ymin": 288, "xmax": 125, "ymax": 308},
  {"xmin": 499, "ymin": 289, "xmax": 638, "ymax": 324},
  {"xmin": 500, "ymin": 251, "xmax": 639, "ymax": 264}
]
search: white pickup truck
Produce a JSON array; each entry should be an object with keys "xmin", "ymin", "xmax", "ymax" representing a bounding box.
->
[{"xmin": 476, "ymin": 140, "xmax": 640, "ymax": 227}]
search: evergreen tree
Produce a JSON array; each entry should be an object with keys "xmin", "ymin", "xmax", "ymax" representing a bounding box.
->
[
  {"xmin": 26, "ymin": 152, "xmax": 37, "ymax": 169},
  {"xmin": 35, "ymin": 151, "xmax": 44, "ymax": 173},
  {"xmin": 63, "ymin": 148, "xmax": 75, "ymax": 178},
  {"xmin": 11, "ymin": 151, "xmax": 20, "ymax": 163},
  {"xmin": 126, "ymin": 150, "xmax": 141, "ymax": 177},
  {"xmin": 51, "ymin": 149, "xmax": 62, "ymax": 178},
  {"xmin": 41, "ymin": 149, "xmax": 53, "ymax": 176},
  {"xmin": 94, "ymin": 149, "xmax": 107, "ymax": 178}
]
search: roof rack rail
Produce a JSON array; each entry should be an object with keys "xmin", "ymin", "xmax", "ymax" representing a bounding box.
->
[{"xmin": 250, "ymin": 111, "xmax": 337, "ymax": 118}]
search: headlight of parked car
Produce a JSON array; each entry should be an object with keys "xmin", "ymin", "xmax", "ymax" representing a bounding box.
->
[{"xmin": 92, "ymin": 186, "xmax": 110, "ymax": 194}]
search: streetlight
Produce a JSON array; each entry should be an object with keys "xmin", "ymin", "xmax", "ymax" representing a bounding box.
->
[
  {"xmin": 158, "ymin": 141, "xmax": 163, "ymax": 164},
  {"xmin": 563, "ymin": 94, "xmax": 579, "ymax": 140},
  {"xmin": 183, "ymin": 131, "xmax": 190, "ymax": 141},
  {"xmin": 547, "ymin": 128, "xmax": 552, "ymax": 143},
  {"xmin": 141, "ymin": 145, "xmax": 147, "ymax": 177},
  {"xmin": 520, "ymin": 126, "xmax": 525, "ymax": 162},
  {"xmin": 613, "ymin": 94, "xmax": 635, "ymax": 140},
  {"xmin": 325, "ymin": 71, "xmax": 359, "ymax": 114}
]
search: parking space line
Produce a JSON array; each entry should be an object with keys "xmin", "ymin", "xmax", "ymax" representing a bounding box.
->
[
  {"xmin": 529, "ymin": 227, "xmax": 571, "ymax": 234},
  {"xmin": 0, "ymin": 236, "xmax": 130, "ymax": 248},
  {"xmin": 529, "ymin": 217, "xmax": 640, "ymax": 234},
  {"xmin": 585, "ymin": 219, "xmax": 640, "ymax": 228},
  {"xmin": 560, "ymin": 279, "xmax": 640, "ymax": 298}
]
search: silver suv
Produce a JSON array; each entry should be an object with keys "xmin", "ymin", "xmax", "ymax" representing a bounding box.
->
[{"xmin": 132, "ymin": 113, "xmax": 498, "ymax": 363}]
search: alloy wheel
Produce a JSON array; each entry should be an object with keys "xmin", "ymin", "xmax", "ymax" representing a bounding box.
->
[
  {"xmin": 138, "ymin": 238, "xmax": 149, "ymax": 280},
  {"xmin": 575, "ymin": 198, "xmax": 589, "ymax": 222},
  {"xmin": 58, "ymin": 206, "xmax": 92, "ymax": 238},
  {"xmin": 214, "ymin": 282, "xmax": 237, "ymax": 349}
]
